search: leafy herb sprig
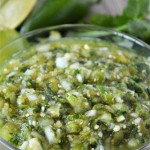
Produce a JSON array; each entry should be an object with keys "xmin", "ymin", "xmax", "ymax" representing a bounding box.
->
[{"xmin": 88, "ymin": 0, "xmax": 150, "ymax": 43}]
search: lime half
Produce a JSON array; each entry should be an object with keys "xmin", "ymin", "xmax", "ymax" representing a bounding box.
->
[
  {"xmin": 0, "ymin": 0, "xmax": 37, "ymax": 29},
  {"xmin": 0, "ymin": 28, "xmax": 19, "ymax": 47},
  {"xmin": 0, "ymin": 28, "xmax": 28, "ymax": 65}
]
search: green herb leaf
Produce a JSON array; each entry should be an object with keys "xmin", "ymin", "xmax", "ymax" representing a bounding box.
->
[
  {"xmin": 88, "ymin": 0, "xmax": 150, "ymax": 43},
  {"xmin": 89, "ymin": 14, "xmax": 115, "ymax": 27},
  {"xmin": 123, "ymin": 0, "xmax": 150, "ymax": 19},
  {"xmin": 127, "ymin": 19, "xmax": 150, "ymax": 40}
]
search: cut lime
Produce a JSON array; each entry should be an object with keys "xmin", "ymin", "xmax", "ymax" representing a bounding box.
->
[
  {"xmin": 0, "ymin": 28, "xmax": 28, "ymax": 65},
  {"xmin": 0, "ymin": 0, "xmax": 7, "ymax": 8},
  {"xmin": 0, "ymin": 0, "xmax": 37, "ymax": 29},
  {"xmin": 0, "ymin": 28, "xmax": 19, "ymax": 47}
]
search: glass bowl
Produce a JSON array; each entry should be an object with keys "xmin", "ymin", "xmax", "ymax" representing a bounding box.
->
[{"xmin": 0, "ymin": 24, "xmax": 150, "ymax": 150}]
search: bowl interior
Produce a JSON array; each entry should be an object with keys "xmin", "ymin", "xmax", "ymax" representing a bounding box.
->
[{"xmin": 0, "ymin": 24, "xmax": 150, "ymax": 150}]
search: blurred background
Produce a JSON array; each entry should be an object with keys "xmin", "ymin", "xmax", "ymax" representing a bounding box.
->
[
  {"xmin": 0, "ymin": 0, "xmax": 150, "ymax": 46},
  {"xmin": 91, "ymin": 0, "xmax": 127, "ymax": 16}
]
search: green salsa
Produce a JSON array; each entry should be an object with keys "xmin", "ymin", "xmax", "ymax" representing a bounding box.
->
[{"xmin": 0, "ymin": 37, "xmax": 150, "ymax": 150}]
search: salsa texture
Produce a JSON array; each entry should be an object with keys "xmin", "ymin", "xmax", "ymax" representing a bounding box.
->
[{"xmin": 0, "ymin": 38, "xmax": 150, "ymax": 150}]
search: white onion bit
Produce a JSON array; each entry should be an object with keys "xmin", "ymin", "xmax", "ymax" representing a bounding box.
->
[
  {"xmin": 85, "ymin": 110, "xmax": 97, "ymax": 117},
  {"xmin": 44, "ymin": 126, "xmax": 55, "ymax": 144}
]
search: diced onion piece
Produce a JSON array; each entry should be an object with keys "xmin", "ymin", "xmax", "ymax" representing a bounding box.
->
[
  {"xmin": 70, "ymin": 62, "xmax": 80, "ymax": 69},
  {"xmin": 128, "ymin": 138, "xmax": 138, "ymax": 147},
  {"xmin": 100, "ymin": 145, "xmax": 104, "ymax": 150},
  {"xmin": 100, "ymin": 113, "xmax": 112, "ymax": 123},
  {"xmin": 61, "ymin": 80, "xmax": 71, "ymax": 91},
  {"xmin": 113, "ymin": 125, "xmax": 121, "ymax": 132},
  {"xmin": 19, "ymin": 141, "xmax": 28, "ymax": 150},
  {"xmin": 76, "ymin": 74, "xmax": 83, "ymax": 82},
  {"xmin": 27, "ymin": 94, "xmax": 37, "ymax": 101},
  {"xmin": 36, "ymin": 44, "xmax": 50, "ymax": 52},
  {"xmin": 47, "ymin": 104, "xmax": 61, "ymax": 118},
  {"xmin": 28, "ymin": 138, "xmax": 43, "ymax": 150},
  {"xmin": 44, "ymin": 126, "xmax": 55, "ymax": 144},
  {"xmin": 130, "ymin": 113, "xmax": 138, "ymax": 118},
  {"xmin": 85, "ymin": 110, "xmax": 96, "ymax": 117},
  {"xmin": 56, "ymin": 57, "xmax": 68, "ymax": 68},
  {"xmin": 25, "ymin": 69, "xmax": 34, "ymax": 75},
  {"xmin": 134, "ymin": 117, "xmax": 141, "ymax": 125},
  {"xmin": 98, "ymin": 131, "xmax": 103, "ymax": 138},
  {"xmin": 116, "ymin": 115, "xmax": 125, "ymax": 122}
]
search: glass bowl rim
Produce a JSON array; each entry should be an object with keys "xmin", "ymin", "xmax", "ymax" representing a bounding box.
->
[{"xmin": 0, "ymin": 24, "xmax": 150, "ymax": 52}]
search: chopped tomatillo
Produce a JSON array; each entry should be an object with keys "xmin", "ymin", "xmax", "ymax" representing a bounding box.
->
[{"xmin": 0, "ymin": 36, "xmax": 150, "ymax": 150}]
